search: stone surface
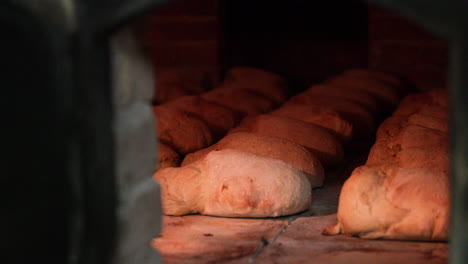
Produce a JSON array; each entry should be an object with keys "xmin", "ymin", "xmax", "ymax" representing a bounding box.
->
[
  {"xmin": 150, "ymin": 149, "xmax": 448, "ymax": 264},
  {"xmin": 254, "ymin": 214, "xmax": 448, "ymax": 264},
  {"xmin": 152, "ymin": 215, "xmax": 288, "ymax": 264}
]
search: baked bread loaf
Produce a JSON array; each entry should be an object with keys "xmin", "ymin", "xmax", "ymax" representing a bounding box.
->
[
  {"xmin": 323, "ymin": 165, "xmax": 449, "ymax": 241},
  {"xmin": 165, "ymin": 95, "xmax": 239, "ymax": 140},
  {"xmin": 222, "ymin": 66, "xmax": 288, "ymax": 105},
  {"xmin": 230, "ymin": 114, "xmax": 344, "ymax": 166},
  {"xmin": 182, "ymin": 132, "xmax": 325, "ymax": 188},
  {"xmin": 393, "ymin": 88, "xmax": 448, "ymax": 117},
  {"xmin": 340, "ymin": 68, "xmax": 411, "ymax": 96},
  {"xmin": 152, "ymin": 106, "xmax": 213, "ymax": 154},
  {"xmin": 325, "ymin": 75, "xmax": 400, "ymax": 113},
  {"xmin": 153, "ymin": 67, "xmax": 215, "ymax": 104},
  {"xmin": 342, "ymin": 69, "xmax": 403, "ymax": 85},
  {"xmin": 154, "ymin": 149, "xmax": 312, "ymax": 217},
  {"xmin": 324, "ymin": 88, "xmax": 450, "ymax": 241},
  {"xmin": 367, "ymin": 141, "xmax": 449, "ymax": 175},
  {"xmin": 157, "ymin": 142, "xmax": 180, "ymax": 170},
  {"xmin": 271, "ymin": 103, "xmax": 353, "ymax": 143},
  {"xmin": 152, "ymin": 82, "xmax": 189, "ymax": 105},
  {"xmin": 376, "ymin": 113, "xmax": 448, "ymax": 141},
  {"xmin": 202, "ymin": 85, "xmax": 275, "ymax": 117},
  {"xmin": 287, "ymin": 94, "xmax": 376, "ymax": 139},
  {"xmin": 305, "ymin": 84, "xmax": 381, "ymax": 117}
]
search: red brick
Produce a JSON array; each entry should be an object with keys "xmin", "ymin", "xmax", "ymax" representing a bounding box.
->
[
  {"xmin": 370, "ymin": 16, "xmax": 441, "ymax": 41},
  {"xmin": 370, "ymin": 40, "xmax": 448, "ymax": 69}
]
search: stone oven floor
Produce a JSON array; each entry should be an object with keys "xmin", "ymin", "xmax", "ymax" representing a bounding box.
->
[{"xmin": 151, "ymin": 150, "xmax": 448, "ymax": 264}]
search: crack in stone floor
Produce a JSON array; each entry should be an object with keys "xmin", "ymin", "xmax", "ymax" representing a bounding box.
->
[{"xmin": 244, "ymin": 210, "xmax": 313, "ymax": 264}]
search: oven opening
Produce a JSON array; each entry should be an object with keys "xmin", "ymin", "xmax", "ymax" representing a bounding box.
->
[
  {"xmin": 123, "ymin": 0, "xmax": 455, "ymax": 263},
  {"xmin": 3, "ymin": 0, "xmax": 466, "ymax": 263}
]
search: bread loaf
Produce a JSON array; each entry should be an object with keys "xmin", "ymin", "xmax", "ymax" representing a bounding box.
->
[
  {"xmin": 324, "ymin": 89, "xmax": 450, "ymax": 241},
  {"xmin": 152, "ymin": 82, "xmax": 189, "ymax": 105},
  {"xmin": 325, "ymin": 75, "xmax": 400, "ymax": 112},
  {"xmin": 152, "ymin": 106, "xmax": 213, "ymax": 154},
  {"xmin": 340, "ymin": 68, "xmax": 411, "ymax": 96},
  {"xmin": 202, "ymin": 86, "xmax": 275, "ymax": 117},
  {"xmin": 368, "ymin": 123, "xmax": 449, "ymax": 173},
  {"xmin": 153, "ymin": 67, "xmax": 214, "ymax": 104},
  {"xmin": 393, "ymin": 88, "xmax": 448, "ymax": 117},
  {"xmin": 305, "ymin": 84, "xmax": 381, "ymax": 117},
  {"xmin": 230, "ymin": 114, "xmax": 344, "ymax": 166},
  {"xmin": 323, "ymin": 165, "xmax": 449, "ymax": 241},
  {"xmin": 154, "ymin": 149, "xmax": 312, "ymax": 217},
  {"xmin": 182, "ymin": 132, "xmax": 325, "ymax": 188},
  {"xmin": 376, "ymin": 114, "xmax": 448, "ymax": 142},
  {"xmin": 157, "ymin": 142, "xmax": 180, "ymax": 170},
  {"xmin": 287, "ymin": 94, "xmax": 376, "ymax": 138},
  {"xmin": 222, "ymin": 67, "xmax": 288, "ymax": 105},
  {"xmin": 165, "ymin": 95, "xmax": 239, "ymax": 139},
  {"xmin": 271, "ymin": 103, "xmax": 353, "ymax": 143}
]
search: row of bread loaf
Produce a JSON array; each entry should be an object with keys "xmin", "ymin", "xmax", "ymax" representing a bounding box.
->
[
  {"xmin": 156, "ymin": 67, "xmax": 412, "ymax": 169},
  {"xmin": 153, "ymin": 67, "xmax": 290, "ymax": 168},
  {"xmin": 323, "ymin": 88, "xmax": 449, "ymax": 241},
  {"xmin": 152, "ymin": 67, "xmax": 215, "ymax": 105},
  {"xmin": 153, "ymin": 67, "xmax": 411, "ymax": 218}
]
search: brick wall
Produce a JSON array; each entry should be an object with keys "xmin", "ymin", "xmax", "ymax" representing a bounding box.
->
[
  {"xmin": 132, "ymin": 1, "xmax": 448, "ymax": 92},
  {"xmin": 224, "ymin": 1, "xmax": 369, "ymax": 92},
  {"xmin": 134, "ymin": 0, "xmax": 222, "ymax": 83},
  {"xmin": 368, "ymin": 5, "xmax": 449, "ymax": 91}
]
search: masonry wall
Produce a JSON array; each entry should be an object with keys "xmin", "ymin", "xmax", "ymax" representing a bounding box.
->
[
  {"xmin": 134, "ymin": 0, "xmax": 222, "ymax": 84},
  {"xmin": 368, "ymin": 4, "xmax": 449, "ymax": 91},
  {"xmin": 133, "ymin": 0, "xmax": 448, "ymax": 93},
  {"xmin": 223, "ymin": 1, "xmax": 369, "ymax": 92}
]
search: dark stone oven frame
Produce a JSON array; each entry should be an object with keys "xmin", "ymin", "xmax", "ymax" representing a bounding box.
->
[{"xmin": 1, "ymin": 0, "xmax": 466, "ymax": 263}]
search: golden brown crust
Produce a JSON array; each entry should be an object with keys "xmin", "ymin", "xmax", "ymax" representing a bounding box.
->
[
  {"xmin": 340, "ymin": 68, "xmax": 411, "ymax": 97},
  {"xmin": 325, "ymin": 89, "xmax": 450, "ymax": 241},
  {"xmin": 271, "ymin": 102, "xmax": 353, "ymax": 143},
  {"xmin": 182, "ymin": 132, "xmax": 325, "ymax": 188},
  {"xmin": 229, "ymin": 114, "xmax": 344, "ymax": 167},
  {"xmin": 305, "ymin": 84, "xmax": 382, "ymax": 117},
  {"xmin": 329, "ymin": 165, "xmax": 449, "ymax": 241},
  {"xmin": 157, "ymin": 142, "xmax": 180, "ymax": 170},
  {"xmin": 202, "ymin": 85, "xmax": 275, "ymax": 117},
  {"xmin": 222, "ymin": 66, "xmax": 288, "ymax": 105},
  {"xmin": 325, "ymin": 75, "xmax": 401, "ymax": 113},
  {"xmin": 154, "ymin": 149, "xmax": 312, "ymax": 217},
  {"xmin": 153, "ymin": 67, "xmax": 216, "ymax": 104},
  {"xmin": 287, "ymin": 94, "xmax": 376, "ymax": 139},
  {"xmin": 152, "ymin": 106, "xmax": 214, "ymax": 154},
  {"xmin": 393, "ymin": 88, "xmax": 448, "ymax": 117},
  {"xmin": 165, "ymin": 95, "xmax": 239, "ymax": 140}
]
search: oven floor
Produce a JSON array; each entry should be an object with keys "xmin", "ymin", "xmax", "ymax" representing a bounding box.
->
[{"xmin": 152, "ymin": 148, "xmax": 448, "ymax": 264}]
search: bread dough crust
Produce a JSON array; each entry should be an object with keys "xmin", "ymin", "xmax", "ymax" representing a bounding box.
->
[
  {"xmin": 154, "ymin": 149, "xmax": 312, "ymax": 217},
  {"xmin": 182, "ymin": 132, "xmax": 325, "ymax": 188}
]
